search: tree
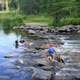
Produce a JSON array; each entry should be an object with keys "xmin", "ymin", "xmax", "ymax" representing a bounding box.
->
[
  {"xmin": 5, "ymin": 0, "xmax": 9, "ymax": 11},
  {"xmin": 14, "ymin": 0, "xmax": 80, "ymax": 26}
]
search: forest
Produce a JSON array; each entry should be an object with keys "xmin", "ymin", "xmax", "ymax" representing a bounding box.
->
[{"xmin": 0, "ymin": 0, "xmax": 80, "ymax": 27}]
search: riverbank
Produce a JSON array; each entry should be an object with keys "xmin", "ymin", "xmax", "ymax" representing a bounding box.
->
[
  {"xmin": 0, "ymin": 14, "xmax": 52, "ymax": 27},
  {"xmin": 0, "ymin": 13, "xmax": 80, "ymax": 28},
  {"xmin": 14, "ymin": 24, "xmax": 80, "ymax": 36}
]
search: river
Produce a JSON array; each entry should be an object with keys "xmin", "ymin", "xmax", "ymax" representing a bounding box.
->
[
  {"xmin": 0, "ymin": 29, "xmax": 32, "ymax": 80},
  {"xmin": 0, "ymin": 28, "xmax": 80, "ymax": 80}
]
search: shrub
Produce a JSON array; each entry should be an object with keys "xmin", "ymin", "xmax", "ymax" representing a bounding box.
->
[
  {"xmin": 60, "ymin": 17, "xmax": 80, "ymax": 26},
  {"xmin": 0, "ymin": 14, "xmax": 24, "ymax": 28}
]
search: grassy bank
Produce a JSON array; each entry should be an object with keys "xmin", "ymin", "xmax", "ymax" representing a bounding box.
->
[
  {"xmin": 0, "ymin": 13, "xmax": 24, "ymax": 28},
  {"xmin": 0, "ymin": 13, "xmax": 53, "ymax": 28},
  {"xmin": 0, "ymin": 13, "xmax": 80, "ymax": 28},
  {"xmin": 23, "ymin": 15, "xmax": 53, "ymax": 25},
  {"xmin": 60, "ymin": 17, "xmax": 80, "ymax": 26}
]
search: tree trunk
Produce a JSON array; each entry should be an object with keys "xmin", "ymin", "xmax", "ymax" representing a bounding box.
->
[
  {"xmin": 2, "ymin": 0, "xmax": 5, "ymax": 11},
  {"xmin": 5, "ymin": 0, "xmax": 9, "ymax": 12},
  {"xmin": 17, "ymin": 0, "xmax": 20, "ymax": 12}
]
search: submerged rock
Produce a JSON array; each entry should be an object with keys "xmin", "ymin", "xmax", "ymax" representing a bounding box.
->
[
  {"xmin": 4, "ymin": 53, "xmax": 14, "ymax": 58},
  {"xmin": 15, "ymin": 59, "xmax": 24, "ymax": 65}
]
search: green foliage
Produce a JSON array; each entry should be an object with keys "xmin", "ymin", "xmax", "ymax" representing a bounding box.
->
[
  {"xmin": 24, "ymin": 15, "xmax": 53, "ymax": 24},
  {"xmin": 18, "ymin": 0, "xmax": 80, "ymax": 26},
  {"xmin": 0, "ymin": 13, "xmax": 52, "ymax": 27},
  {"xmin": 2, "ymin": 0, "xmax": 80, "ymax": 27},
  {"xmin": 0, "ymin": 14, "xmax": 24, "ymax": 28},
  {"xmin": 9, "ymin": 0, "xmax": 17, "ymax": 9},
  {"xmin": 60, "ymin": 17, "xmax": 80, "ymax": 26}
]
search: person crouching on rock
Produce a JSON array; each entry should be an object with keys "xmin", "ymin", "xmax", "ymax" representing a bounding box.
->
[
  {"xmin": 47, "ymin": 43, "xmax": 65, "ymax": 64},
  {"xmin": 47, "ymin": 43, "xmax": 57, "ymax": 62}
]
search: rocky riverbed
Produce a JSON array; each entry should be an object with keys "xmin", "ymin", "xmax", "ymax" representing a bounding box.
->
[
  {"xmin": 14, "ymin": 24, "xmax": 80, "ymax": 35},
  {"xmin": 12, "ymin": 34, "xmax": 80, "ymax": 80},
  {"xmin": 0, "ymin": 25, "xmax": 80, "ymax": 80},
  {"xmin": 11, "ymin": 25, "xmax": 80, "ymax": 80}
]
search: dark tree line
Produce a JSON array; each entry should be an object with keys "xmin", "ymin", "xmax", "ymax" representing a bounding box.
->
[{"xmin": 10, "ymin": 0, "xmax": 80, "ymax": 26}]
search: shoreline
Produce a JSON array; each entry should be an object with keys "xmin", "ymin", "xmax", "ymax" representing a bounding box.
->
[{"xmin": 14, "ymin": 24, "xmax": 80, "ymax": 35}]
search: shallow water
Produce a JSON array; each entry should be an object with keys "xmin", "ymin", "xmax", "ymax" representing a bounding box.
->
[
  {"xmin": 60, "ymin": 34, "xmax": 80, "ymax": 51},
  {"xmin": 0, "ymin": 28, "xmax": 80, "ymax": 80},
  {"xmin": 0, "ymin": 30, "xmax": 32, "ymax": 80}
]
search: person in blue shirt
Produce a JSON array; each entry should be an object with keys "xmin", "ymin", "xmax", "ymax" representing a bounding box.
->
[
  {"xmin": 46, "ymin": 43, "xmax": 57, "ymax": 62},
  {"xmin": 48, "ymin": 46, "xmax": 56, "ymax": 59},
  {"xmin": 46, "ymin": 43, "xmax": 65, "ymax": 64}
]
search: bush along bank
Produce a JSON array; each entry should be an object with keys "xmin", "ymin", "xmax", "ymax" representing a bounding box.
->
[
  {"xmin": 0, "ymin": 14, "xmax": 24, "ymax": 28},
  {"xmin": 0, "ymin": 13, "xmax": 80, "ymax": 30},
  {"xmin": 0, "ymin": 14, "xmax": 53, "ymax": 28}
]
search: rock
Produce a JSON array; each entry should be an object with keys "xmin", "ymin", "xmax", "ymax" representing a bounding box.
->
[
  {"xmin": 23, "ymin": 58, "xmax": 37, "ymax": 66},
  {"xmin": 15, "ymin": 59, "xmax": 24, "ymax": 65},
  {"xmin": 65, "ymin": 63, "xmax": 80, "ymax": 69},
  {"xmin": 32, "ymin": 68, "xmax": 52, "ymax": 80},
  {"xmin": 55, "ymin": 69, "xmax": 80, "ymax": 80},
  {"xmin": 35, "ymin": 64, "xmax": 45, "ymax": 67},
  {"xmin": 28, "ymin": 30, "xmax": 36, "ymax": 34},
  {"xmin": 77, "ymin": 30, "xmax": 80, "ymax": 33},
  {"xmin": 4, "ymin": 54, "xmax": 14, "ymax": 58},
  {"xmin": 33, "ymin": 58, "xmax": 48, "ymax": 66},
  {"xmin": 40, "ymin": 44, "xmax": 48, "ymax": 49},
  {"xmin": 54, "ymin": 25, "xmax": 79, "ymax": 34},
  {"xmin": 29, "ymin": 42, "xmax": 34, "ymax": 46},
  {"xmin": 4, "ymin": 55, "xmax": 13, "ymax": 58},
  {"xmin": 14, "ymin": 24, "xmax": 80, "ymax": 35},
  {"xmin": 41, "ymin": 65, "xmax": 53, "ymax": 71}
]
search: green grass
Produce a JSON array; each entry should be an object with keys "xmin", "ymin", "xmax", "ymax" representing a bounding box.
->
[
  {"xmin": 0, "ymin": 13, "xmax": 53, "ymax": 27},
  {"xmin": 0, "ymin": 13, "xmax": 24, "ymax": 28},
  {"xmin": 0, "ymin": 13, "xmax": 80, "ymax": 28},
  {"xmin": 23, "ymin": 15, "xmax": 53, "ymax": 25},
  {"xmin": 60, "ymin": 17, "xmax": 80, "ymax": 26}
]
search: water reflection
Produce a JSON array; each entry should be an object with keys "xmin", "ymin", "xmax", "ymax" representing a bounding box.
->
[
  {"xmin": 0, "ymin": 29, "xmax": 21, "ymax": 80},
  {"xmin": 0, "ymin": 28, "xmax": 34, "ymax": 80},
  {"xmin": 0, "ymin": 30, "xmax": 21, "ymax": 52}
]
